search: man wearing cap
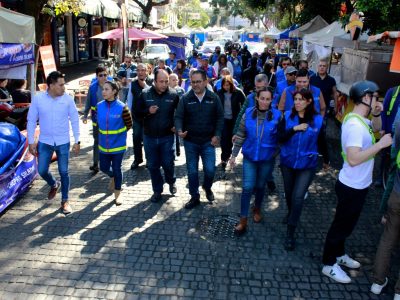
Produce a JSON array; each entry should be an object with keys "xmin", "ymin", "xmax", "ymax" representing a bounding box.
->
[
  {"xmin": 166, "ymin": 52, "xmax": 177, "ymax": 70},
  {"xmin": 199, "ymin": 55, "xmax": 217, "ymax": 83},
  {"xmin": 275, "ymin": 57, "xmax": 292, "ymax": 84},
  {"xmin": 153, "ymin": 59, "xmax": 173, "ymax": 75},
  {"xmin": 272, "ymin": 66, "xmax": 297, "ymax": 108},
  {"xmin": 209, "ymin": 46, "xmax": 221, "ymax": 65}
]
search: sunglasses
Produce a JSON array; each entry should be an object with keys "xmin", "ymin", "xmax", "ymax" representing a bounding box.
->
[{"xmin": 98, "ymin": 74, "xmax": 107, "ymax": 77}]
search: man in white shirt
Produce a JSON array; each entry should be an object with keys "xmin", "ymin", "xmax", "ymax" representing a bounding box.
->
[
  {"xmin": 321, "ymin": 80, "xmax": 392, "ymax": 283},
  {"xmin": 27, "ymin": 71, "xmax": 80, "ymax": 215}
]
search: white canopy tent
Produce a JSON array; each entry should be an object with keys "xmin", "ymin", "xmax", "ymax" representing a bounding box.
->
[
  {"xmin": 289, "ymin": 15, "xmax": 328, "ymax": 39},
  {"xmin": 262, "ymin": 26, "xmax": 281, "ymax": 39},
  {"xmin": 0, "ymin": 7, "xmax": 36, "ymax": 93}
]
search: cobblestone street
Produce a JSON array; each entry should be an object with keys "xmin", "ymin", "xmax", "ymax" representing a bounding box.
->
[{"xmin": 0, "ymin": 118, "xmax": 399, "ymax": 299}]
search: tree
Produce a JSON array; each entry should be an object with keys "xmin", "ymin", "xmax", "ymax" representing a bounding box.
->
[
  {"xmin": 130, "ymin": 0, "xmax": 170, "ymax": 27},
  {"xmin": 175, "ymin": 0, "xmax": 209, "ymax": 28}
]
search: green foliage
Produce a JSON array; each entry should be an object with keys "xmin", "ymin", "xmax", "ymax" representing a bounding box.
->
[
  {"xmin": 42, "ymin": 0, "xmax": 83, "ymax": 17},
  {"xmin": 176, "ymin": 0, "xmax": 210, "ymax": 28}
]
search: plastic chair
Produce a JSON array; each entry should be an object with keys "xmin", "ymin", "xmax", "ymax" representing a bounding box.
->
[
  {"xmin": 74, "ymin": 80, "xmax": 91, "ymax": 109},
  {"xmin": 38, "ymin": 83, "xmax": 47, "ymax": 91}
]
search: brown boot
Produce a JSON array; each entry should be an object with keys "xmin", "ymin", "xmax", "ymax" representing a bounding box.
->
[
  {"xmin": 234, "ymin": 217, "xmax": 248, "ymax": 236},
  {"xmin": 252, "ymin": 207, "xmax": 262, "ymax": 223},
  {"xmin": 114, "ymin": 190, "xmax": 121, "ymax": 206}
]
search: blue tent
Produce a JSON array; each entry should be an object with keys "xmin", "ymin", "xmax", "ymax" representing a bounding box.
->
[
  {"xmin": 157, "ymin": 35, "xmax": 187, "ymax": 60},
  {"xmin": 240, "ymin": 32, "xmax": 261, "ymax": 43},
  {"xmin": 279, "ymin": 24, "xmax": 299, "ymax": 39}
]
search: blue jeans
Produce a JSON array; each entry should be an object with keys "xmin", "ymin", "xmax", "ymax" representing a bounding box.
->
[
  {"xmin": 132, "ymin": 120, "xmax": 143, "ymax": 162},
  {"xmin": 184, "ymin": 140, "xmax": 216, "ymax": 197},
  {"xmin": 99, "ymin": 152, "xmax": 125, "ymax": 190},
  {"xmin": 37, "ymin": 141, "xmax": 70, "ymax": 202},
  {"xmin": 143, "ymin": 135, "xmax": 176, "ymax": 194},
  {"xmin": 240, "ymin": 157, "xmax": 274, "ymax": 217},
  {"xmin": 280, "ymin": 165, "xmax": 316, "ymax": 227}
]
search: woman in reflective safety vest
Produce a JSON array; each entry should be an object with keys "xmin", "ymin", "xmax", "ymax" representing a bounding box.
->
[
  {"xmin": 229, "ymin": 87, "xmax": 281, "ymax": 236},
  {"xmin": 278, "ymin": 89, "xmax": 323, "ymax": 251},
  {"xmin": 97, "ymin": 81, "xmax": 132, "ymax": 205}
]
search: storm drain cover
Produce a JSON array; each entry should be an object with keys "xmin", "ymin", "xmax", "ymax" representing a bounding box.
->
[{"xmin": 195, "ymin": 215, "xmax": 238, "ymax": 241}]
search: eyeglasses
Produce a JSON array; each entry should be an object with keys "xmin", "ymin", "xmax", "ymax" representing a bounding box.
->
[
  {"xmin": 98, "ymin": 74, "xmax": 107, "ymax": 77},
  {"xmin": 191, "ymin": 80, "xmax": 204, "ymax": 85}
]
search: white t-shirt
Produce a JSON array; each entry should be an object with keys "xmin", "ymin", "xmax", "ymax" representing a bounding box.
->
[{"xmin": 339, "ymin": 115, "xmax": 374, "ymax": 189}]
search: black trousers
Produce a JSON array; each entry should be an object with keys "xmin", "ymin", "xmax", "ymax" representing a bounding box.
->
[
  {"xmin": 322, "ymin": 180, "xmax": 369, "ymax": 265},
  {"xmin": 220, "ymin": 118, "xmax": 234, "ymax": 163},
  {"xmin": 317, "ymin": 118, "xmax": 329, "ymax": 165}
]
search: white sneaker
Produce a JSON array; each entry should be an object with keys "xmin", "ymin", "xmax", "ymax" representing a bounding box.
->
[
  {"xmin": 370, "ymin": 277, "xmax": 388, "ymax": 295},
  {"xmin": 394, "ymin": 293, "xmax": 400, "ymax": 300},
  {"xmin": 322, "ymin": 263, "xmax": 351, "ymax": 283},
  {"xmin": 337, "ymin": 254, "xmax": 361, "ymax": 269}
]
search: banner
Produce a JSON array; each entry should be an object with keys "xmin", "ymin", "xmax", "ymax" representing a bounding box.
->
[
  {"xmin": 39, "ymin": 45, "xmax": 57, "ymax": 78},
  {"xmin": 0, "ymin": 150, "xmax": 37, "ymax": 214},
  {"xmin": 0, "ymin": 43, "xmax": 34, "ymax": 70}
]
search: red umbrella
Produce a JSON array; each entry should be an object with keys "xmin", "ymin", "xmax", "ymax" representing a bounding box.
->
[{"xmin": 91, "ymin": 27, "xmax": 167, "ymax": 40}]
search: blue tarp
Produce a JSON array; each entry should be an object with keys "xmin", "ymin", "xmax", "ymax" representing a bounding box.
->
[
  {"xmin": 240, "ymin": 33, "xmax": 261, "ymax": 43},
  {"xmin": 156, "ymin": 36, "xmax": 187, "ymax": 60},
  {"xmin": 279, "ymin": 24, "xmax": 299, "ymax": 39}
]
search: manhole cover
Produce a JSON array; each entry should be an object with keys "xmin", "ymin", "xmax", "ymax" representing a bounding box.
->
[{"xmin": 195, "ymin": 215, "xmax": 238, "ymax": 240}]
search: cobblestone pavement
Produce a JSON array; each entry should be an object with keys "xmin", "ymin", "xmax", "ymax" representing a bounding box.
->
[{"xmin": 0, "ymin": 70, "xmax": 399, "ymax": 298}]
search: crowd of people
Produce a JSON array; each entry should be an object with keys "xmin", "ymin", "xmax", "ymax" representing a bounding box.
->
[{"xmin": 24, "ymin": 42, "xmax": 400, "ymax": 298}]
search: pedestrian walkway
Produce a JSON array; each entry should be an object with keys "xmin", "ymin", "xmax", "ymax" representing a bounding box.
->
[{"xmin": 0, "ymin": 69, "xmax": 398, "ymax": 299}]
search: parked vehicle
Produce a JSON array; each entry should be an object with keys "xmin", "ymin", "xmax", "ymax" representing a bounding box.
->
[{"xmin": 140, "ymin": 43, "xmax": 170, "ymax": 64}]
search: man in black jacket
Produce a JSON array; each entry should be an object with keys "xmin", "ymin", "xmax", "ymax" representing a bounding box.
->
[
  {"xmin": 136, "ymin": 69, "xmax": 179, "ymax": 202},
  {"xmin": 127, "ymin": 63, "xmax": 153, "ymax": 170},
  {"xmin": 175, "ymin": 69, "xmax": 225, "ymax": 209}
]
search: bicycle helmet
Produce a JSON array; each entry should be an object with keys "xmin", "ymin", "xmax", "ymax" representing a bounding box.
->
[{"xmin": 349, "ymin": 80, "xmax": 379, "ymax": 103}]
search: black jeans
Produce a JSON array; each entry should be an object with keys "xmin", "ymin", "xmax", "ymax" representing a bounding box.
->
[
  {"xmin": 280, "ymin": 165, "xmax": 315, "ymax": 227},
  {"xmin": 132, "ymin": 119, "xmax": 143, "ymax": 162},
  {"xmin": 322, "ymin": 180, "xmax": 369, "ymax": 265},
  {"xmin": 317, "ymin": 117, "xmax": 329, "ymax": 165},
  {"xmin": 220, "ymin": 118, "xmax": 234, "ymax": 163}
]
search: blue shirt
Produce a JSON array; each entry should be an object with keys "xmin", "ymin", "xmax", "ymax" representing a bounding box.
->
[
  {"xmin": 27, "ymin": 91, "xmax": 80, "ymax": 145},
  {"xmin": 382, "ymin": 86, "xmax": 400, "ymax": 134}
]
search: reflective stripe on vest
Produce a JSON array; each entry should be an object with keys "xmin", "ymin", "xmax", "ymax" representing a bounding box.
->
[
  {"xmin": 98, "ymin": 145, "xmax": 127, "ymax": 153},
  {"xmin": 341, "ymin": 113, "xmax": 376, "ymax": 162},
  {"xmin": 387, "ymin": 86, "xmax": 400, "ymax": 116},
  {"xmin": 397, "ymin": 150, "xmax": 400, "ymax": 169},
  {"xmin": 98, "ymin": 126, "xmax": 127, "ymax": 135}
]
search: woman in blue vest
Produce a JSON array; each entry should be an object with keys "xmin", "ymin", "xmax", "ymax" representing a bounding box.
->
[
  {"xmin": 97, "ymin": 81, "xmax": 132, "ymax": 205},
  {"xmin": 229, "ymin": 87, "xmax": 281, "ymax": 235},
  {"xmin": 278, "ymin": 89, "xmax": 323, "ymax": 250}
]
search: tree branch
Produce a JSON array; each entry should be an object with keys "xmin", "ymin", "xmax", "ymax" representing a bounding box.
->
[
  {"xmin": 152, "ymin": 0, "xmax": 170, "ymax": 7},
  {"xmin": 131, "ymin": 0, "xmax": 146, "ymax": 11}
]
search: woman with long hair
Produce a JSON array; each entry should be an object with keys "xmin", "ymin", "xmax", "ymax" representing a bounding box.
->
[
  {"xmin": 229, "ymin": 87, "xmax": 281, "ymax": 235},
  {"xmin": 217, "ymin": 75, "xmax": 246, "ymax": 169},
  {"xmin": 278, "ymin": 89, "xmax": 323, "ymax": 250},
  {"xmin": 173, "ymin": 59, "xmax": 189, "ymax": 86},
  {"xmin": 97, "ymin": 81, "xmax": 132, "ymax": 205},
  {"xmin": 214, "ymin": 54, "xmax": 233, "ymax": 78}
]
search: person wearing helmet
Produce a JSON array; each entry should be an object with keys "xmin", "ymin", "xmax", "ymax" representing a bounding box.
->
[{"xmin": 321, "ymin": 81, "xmax": 393, "ymax": 284}]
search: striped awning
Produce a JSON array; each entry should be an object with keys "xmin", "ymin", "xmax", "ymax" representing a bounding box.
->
[
  {"xmin": 80, "ymin": 0, "xmax": 102, "ymax": 17},
  {"xmin": 100, "ymin": 0, "xmax": 121, "ymax": 19}
]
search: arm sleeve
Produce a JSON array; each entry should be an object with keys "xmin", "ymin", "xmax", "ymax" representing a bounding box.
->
[
  {"xmin": 381, "ymin": 89, "xmax": 393, "ymax": 133},
  {"xmin": 343, "ymin": 122, "xmax": 364, "ymax": 149},
  {"xmin": 278, "ymin": 89, "xmax": 286, "ymax": 112},
  {"xmin": 214, "ymin": 94, "xmax": 225, "ymax": 137},
  {"xmin": 233, "ymin": 98, "xmax": 249, "ymax": 134},
  {"xmin": 69, "ymin": 96, "xmax": 80, "ymax": 143},
  {"xmin": 277, "ymin": 116, "xmax": 296, "ymax": 143},
  {"xmin": 126, "ymin": 83, "xmax": 133, "ymax": 112},
  {"xmin": 232, "ymin": 114, "xmax": 247, "ymax": 157},
  {"xmin": 83, "ymin": 89, "xmax": 91, "ymax": 118},
  {"xmin": 174, "ymin": 96, "xmax": 185, "ymax": 132},
  {"xmin": 135, "ymin": 93, "xmax": 148, "ymax": 120},
  {"xmin": 122, "ymin": 105, "xmax": 133, "ymax": 131},
  {"xmin": 27, "ymin": 95, "xmax": 39, "ymax": 144}
]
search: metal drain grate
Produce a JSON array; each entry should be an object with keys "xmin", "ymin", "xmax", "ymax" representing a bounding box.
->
[{"xmin": 195, "ymin": 215, "xmax": 238, "ymax": 240}]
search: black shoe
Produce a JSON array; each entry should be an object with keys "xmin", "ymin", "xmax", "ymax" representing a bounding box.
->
[
  {"xmin": 89, "ymin": 165, "xmax": 99, "ymax": 174},
  {"xmin": 267, "ymin": 181, "xmax": 276, "ymax": 192},
  {"xmin": 130, "ymin": 159, "xmax": 143, "ymax": 170},
  {"xmin": 150, "ymin": 193, "xmax": 162, "ymax": 203},
  {"xmin": 284, "ymin": 235, "xmax": 295, "ymax": 251},
  {"xmin": 169, "ymin": 183, "xmax": 177, "ymax": 195},
  {"xmin": 184, "ymin": 196, "xmax": 200, "ymax": 209},
  {"xmin": 202, "ymin": 187, "xmax": 214, "ymax": 202}
]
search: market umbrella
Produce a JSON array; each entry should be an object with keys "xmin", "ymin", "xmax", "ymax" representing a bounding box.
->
[{"xmin": 90, "ymin": 27, "xmax": 167, "ymax": 40}]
